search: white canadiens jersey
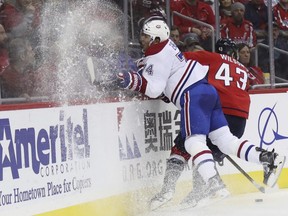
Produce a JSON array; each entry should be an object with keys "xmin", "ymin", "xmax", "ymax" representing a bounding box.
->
[{"xmin": 142, "ymin": 39, "xmax": 209, "ymax": 109}]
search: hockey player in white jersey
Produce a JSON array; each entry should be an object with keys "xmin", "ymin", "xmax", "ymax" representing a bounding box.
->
[{"xmin": 117, "ymin": 19, "xmax": 286, "ymax": 209}]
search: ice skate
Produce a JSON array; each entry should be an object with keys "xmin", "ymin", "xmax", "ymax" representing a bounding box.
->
[
  {"xmin": 149, "ymin": 188, "xmax": 175, "ymax": 211},
  {"xmin": 149, "ymin": 158, "xmax": 185, "ymax": 210},
  {"xmin": 258, "ymin": 147, "xmax": 286, "ymax": 187},
  {"xmin": 180, "ymin": 174, "xmax": 230, "ymax": 210}
]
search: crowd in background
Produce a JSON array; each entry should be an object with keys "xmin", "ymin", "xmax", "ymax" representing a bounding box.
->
[
  {"xmin": 0, "ymin": 0, "xmax": 288, "ymax": 102},
  {"xmin": 0, "ymin": 0, "xmax": 126, "ymax": 102},
  {"xmin": 0, "ymin": 0, "xmax": 43, "ymax": 99},
  {"xmin": 116, "ymin": 0, "xmax": 288, "ymax": 84}
]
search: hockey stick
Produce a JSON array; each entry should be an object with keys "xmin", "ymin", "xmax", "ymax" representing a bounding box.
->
[
  {"xmin": 86, "ymin": 57, "xmax": 118, "ymax": 89},
  {"xmin": 87, "ymin": 57, "xmax": 96, "ymax": 85},
  {"xmin": 225, "ymin": 155, "xmax": 265, "ymax": 193}
]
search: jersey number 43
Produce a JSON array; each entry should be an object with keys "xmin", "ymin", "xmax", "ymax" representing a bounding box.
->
[{"xmin": 215, "ymin": 63, "xmax": 248, "ymax": 90}]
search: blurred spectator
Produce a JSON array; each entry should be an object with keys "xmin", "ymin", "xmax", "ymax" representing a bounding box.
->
[
  {"xmin": 132, "ymin": 0, "xmax": 166, "ymax": 40},
  {"xmin": 273, "ymin": 0, "xmax": 288, "ymax": 31},
  {"xmin": 0, "ymin": 38, "xmax": 35, "ymax": 98},
  {"xmin": 200, "ymin": 0, "xmax": 214, "ymax": 9},
  {"xmin": 258, "ymin": 22, "xmax": 288, "ymax": 80},
  {"xmin": 170, "ymin": 25, "xmax": 185, "ymax": 51},
  {"xmin": 0, "ymin": 0, "xmax": 3, "ymax": 8},
  {"xmin": 182, "ymin": 32, "xmax": 202, "ymax": 51},
  {"xmin": 29, "ymin": 0, "xmax": 44, "ymax": 46},
  {"xmin": 220, "ymin": 2, "xmax": 257, "ymax": 47},
  {"xmin": 200, "ymin": 0, "xmax": 214, "ymax": 4},
  {"xmin": 0, "ymin": 0, "xmax": 41, "ymax": 41},
  {"xmin": 32, "ymin": 44, "xmax": 58, "ymax": 97},
  {"xmin": 171, "ymin": 0, "xmax": 215, "ymax": 50},
  {"xmin": 0, "ymin": 23, "xmax": 9, "ymax": 74},
  {"xmin": 219, "ymin": 0, "xmax": 234, "ymax": 24},
  {"xmin": 244, "ymin": 0, "xmax": 268, "ymax": 40},
  {"xmin": 185, "ymin": 43, "xmax": 205, "ymax": 52},
  {"xmin": 237, "ymin": 43, "xmax": 265, "ymax": 85},
  {"xmin": 113, "ymin": 0, "xmax": 124, "ymax": 8},
  {"xmin": 235, "ymin": 0, "xmax": 250, "ymax": 4}
]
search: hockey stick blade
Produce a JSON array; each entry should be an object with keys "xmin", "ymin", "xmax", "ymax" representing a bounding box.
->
[
  {"xmin": 87, "ymin": 57, "xmax": 96, "ymax": 84},
  {"xmin": 225, "ymin": 155, "xmax": 265, "ymax": 193}
]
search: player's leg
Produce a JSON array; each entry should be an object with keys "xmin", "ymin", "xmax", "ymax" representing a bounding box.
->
[
  {"xmin": 209, "ymin": 93, "xmax": 285, "ymax": 187},
  {"xmin": 150, "ymin": 84, "xmax": 242, "ymax": 210},
  {"xmin": 207, "ymin": 114, "xmax": 247, "ymax": 165},
  {"xmin": 149, "ymin": 133, "xmax": 190, "ymax": 210},
  {"xmin": 180, "ymin": 83, "xmax": 229, "ymax": 208},
  {"xmin": 209, "ymin": 124, "xmax": 286, "ymax": 187},
  {"xmin": 150, "ymin": 101, "xmax": 249, "ymax": 210},
  {"xmin": 224, "ymin": 114, "xmax": 246, "ymax": 138}
]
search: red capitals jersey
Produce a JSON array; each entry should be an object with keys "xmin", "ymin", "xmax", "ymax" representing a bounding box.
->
[
  {"xmin": 171, "ymin": 0, "xmax": 215, "ymax": 34},
  {"xmin": 184, "ymin": 50, "xmax": 250, "ymax": 119},
  {"xmin": 220, "ymin": 19, "xmax": 257, "ymax": 48},
  {"xmin": 273, "ymin": 3, "xmax": 288, "ymax": 30}
]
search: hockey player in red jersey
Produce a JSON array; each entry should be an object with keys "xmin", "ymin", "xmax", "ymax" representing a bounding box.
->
[
  {"xmin": 116, "ymin": 19, "xmax": 286, "ymax": 210},
  {"xmin": 184, "ymin": 39, "xmax": 250, "ymax": 119}
]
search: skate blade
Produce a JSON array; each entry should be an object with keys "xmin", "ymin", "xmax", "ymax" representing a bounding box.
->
[
  {"xmin": 149, "ymin": 192, "xmax": 174, "ymax": 211},
  {"xmin": 179, "ymin": 188, "xmax": 230, "ymax": 211},
  {"xmin": 266, "ymin": 155, "xmax": 286, "ymax": 188}
]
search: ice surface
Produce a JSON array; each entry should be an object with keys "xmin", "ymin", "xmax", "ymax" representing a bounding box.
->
[{"xmin": 141, "ymin": 188, "xmax": 288, "ymax": 216}]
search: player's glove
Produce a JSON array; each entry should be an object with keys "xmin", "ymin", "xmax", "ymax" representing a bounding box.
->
[{"xmin": 117, "ymin": 71, "xmax": 143, "ymax": 91}]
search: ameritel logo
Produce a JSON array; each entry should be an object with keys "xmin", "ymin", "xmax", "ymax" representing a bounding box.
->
[{"xmin": 0, "ymin": 109, "xmax": 90, "ymax": 181}]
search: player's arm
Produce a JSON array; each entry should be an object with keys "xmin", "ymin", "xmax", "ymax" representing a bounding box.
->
[
  {"xmin": 117, "ymin": 54, "xmax": 170, "ymax": 98},
  {"xmin": 140, "ymin": 57, "xmax": 169, "ymax": 98}
]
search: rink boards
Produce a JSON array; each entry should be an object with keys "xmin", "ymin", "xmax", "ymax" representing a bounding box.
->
[{"xmin": 0, "ymin": 92, "xmax": 288, "ymax": 216}]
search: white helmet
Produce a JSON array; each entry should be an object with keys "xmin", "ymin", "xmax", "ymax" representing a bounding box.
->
[{"xmin": 142, "ymin": 19, "xmax": 170, "ymax": 42}]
